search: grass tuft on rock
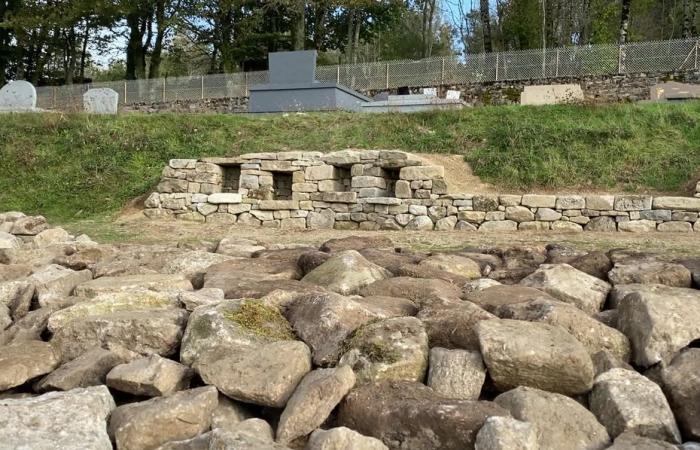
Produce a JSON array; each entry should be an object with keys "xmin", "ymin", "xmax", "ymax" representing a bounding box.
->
[
  {"xmin": 1, "ymin": 102, "xmax": 699, "ymax": 222},
  {"xmin": 223, "ymin": 300, "xmax": 296, "ymax": 341}
]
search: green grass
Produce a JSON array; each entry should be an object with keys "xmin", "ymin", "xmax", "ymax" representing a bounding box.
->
[{"xmin": 1, "ymin": 102, "xmax": 699, "ymax": 221}]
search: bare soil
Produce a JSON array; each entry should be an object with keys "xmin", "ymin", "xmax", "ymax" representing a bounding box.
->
[{"xmin": 63, "ymin": 214, "xmax": 700, "ymax": 259}]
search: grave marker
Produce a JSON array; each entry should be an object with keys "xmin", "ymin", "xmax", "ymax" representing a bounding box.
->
[
  {"xmin": 0, "ymin": 80, "xmax": 37, "ymax": 112},
  {"xmin": 84, "ymin": 88, "xmax": 119, "ymax": 114}
]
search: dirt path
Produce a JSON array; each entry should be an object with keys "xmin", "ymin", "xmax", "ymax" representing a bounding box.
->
[
  {"xmin": 415, "ymin": 153, "xmax": 495, "ymax": 194},
  {"xmin": 63, "ymin": 215, "xmax": 700, "ymax": 258}
]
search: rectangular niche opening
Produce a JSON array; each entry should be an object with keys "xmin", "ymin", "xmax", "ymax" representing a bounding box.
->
[
  {"xmin": 384, "ymin": 168, "xmax": 400, "ymax": 196},
  {"xmin": 335, "ymin": 166, "xmax": 352, "ymax": 191},
  {"xmin": 222, "ymin": 165, "xmax": 241, "ymax": 193},
  {"xmin": 273, "ymin": 172, "xmax": 293, "ymax": 200}
]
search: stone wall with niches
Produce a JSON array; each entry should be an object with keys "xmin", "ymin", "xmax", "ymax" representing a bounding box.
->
[{"xmin": 145, "ymin": 150, "xmax": 700, "ymax": 233}]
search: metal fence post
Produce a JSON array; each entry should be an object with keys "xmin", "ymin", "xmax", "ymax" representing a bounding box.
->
[
  {"xmin": 618, "ymin": 44, "xmax": 624, "ymax": 74},
  {"xmin": 123, "ymin": 82, "xmax": 127, "ymax": 104},
  {"xmin": 201, "ymin": 76, "xmax": 205, "ymax": 99},
  {"xmin": 385, "ymin": 63, "xmax": 390, "ymax": 89},
  {"xmin": 244, "ymin": 73, "xmax": 249, "ymax": 96},
  {"xmin": 336, "ymin": 65, "xmax": 340, "ymax": 84},
  {"xmin": 162, "ymin": 78, "xmax": 166, "ymax": 102},
  {"xmin": 555, "ymin": 49, "xmax": 560, "ymax": 77},
  {"xmin": 696, "ymin": 40, "xmax": 699, "ymax": 70},
  {"xmin": 495, "ymin": 53, "xmax": 499, "ymax": 81},
  {"xmin": 52, "ymin": 87, "xmax": 57, "ymax": 109},
  {"xmin": 440, "ymin": 58, "xmax": 445, "ymax": 85}
]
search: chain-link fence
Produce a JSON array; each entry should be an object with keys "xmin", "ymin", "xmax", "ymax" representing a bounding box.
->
[{"xmin": 35, "ymin": 38, "xmax": 700, "ymax": 110}]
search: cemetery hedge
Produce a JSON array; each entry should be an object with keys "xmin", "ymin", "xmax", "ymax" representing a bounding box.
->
[{"xmin": 0, "ymin": 101, "xmax": 699, "ymax": 221}]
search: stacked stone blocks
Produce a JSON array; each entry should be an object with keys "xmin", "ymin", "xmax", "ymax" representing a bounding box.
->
[{"xmin": 145, "ymin": 150, "xmax": 700, "ymax": 232}]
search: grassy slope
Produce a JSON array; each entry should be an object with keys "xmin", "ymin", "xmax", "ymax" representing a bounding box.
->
[{"xmin": 1, "ymin": 102, "xmax": 699, "ymax": 221}]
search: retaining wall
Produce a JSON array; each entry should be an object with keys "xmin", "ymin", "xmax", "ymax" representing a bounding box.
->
[{"xmin": 144, "ymin": 150, "xmax": 700, "ymax": 233}]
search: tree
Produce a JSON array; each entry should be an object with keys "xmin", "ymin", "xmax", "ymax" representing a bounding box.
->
[
  {"xmin": 479, "ymin": 0, "xmax": 492, "ymax": 52},
  {"xmin": 619, "ymin": 0, "xmax": 631, "ymax": 44}
]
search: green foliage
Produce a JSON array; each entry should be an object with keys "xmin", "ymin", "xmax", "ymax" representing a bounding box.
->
[{"xmin": 1, "ymin": 102, "xmax": 698, "ymax": 221}]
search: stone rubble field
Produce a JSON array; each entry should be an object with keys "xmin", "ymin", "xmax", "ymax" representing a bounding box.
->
[{"xmin": 1, "ymin": 211, "xmax": 699, "ymax": 450}]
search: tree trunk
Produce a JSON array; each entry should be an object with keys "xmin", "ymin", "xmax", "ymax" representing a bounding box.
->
[
  {"xmin": 480, "ymin": 0, "xmax": 493, "ymax": 53},
  {"xmin": 345, "ymin": 8, "xmax": 356, "ymax": 64},
  {"xmin": 65, "ymin": 27, "xmax": 77, "ymax": 85},
  {"xmin": 79, "ymin": 23, "xmax": 90, "ymax": 81},
  {"xmin": 126, "ymin": 12, "xmax": 144, "ymax": 80},
  {"xmin": 149, "ymin": 0, "xmax": 166, "ymax": 78},
  {"xmin": 619, "ymin": 0, "xmax": 631, "ymax": 44},
  {"xmin": 291, "ymin": 0, "xmax": 305, "ymax": 50},
  {"xmin": 684, "ymin": 0, "xmax": 698, "ymax": 37}
]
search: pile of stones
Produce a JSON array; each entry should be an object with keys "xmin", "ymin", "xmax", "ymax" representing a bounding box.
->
[{"xmin": 1, "ymin": 210, "xmax": 699, "ymax": 450}]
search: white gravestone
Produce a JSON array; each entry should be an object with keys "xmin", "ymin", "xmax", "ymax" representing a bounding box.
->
[
  {"xmin": 446, "ymin": 90, "xmax": 461, "ymax": 100},
  {"xmin": 422, "ymin": 88, "xmax": 438, "ymax": 97},
  {"xmin": 520, "ymin": 84, "xmax": 584, "ymax": 105},
  {"xmin": 0, "ymin": 80, "xmax": 37, "ymax": 112},
  {"xmin": 83, "ymin": 88, "xmax": 119, "ymax": 114}
]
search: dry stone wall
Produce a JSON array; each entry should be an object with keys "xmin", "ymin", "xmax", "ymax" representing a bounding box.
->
[{"xmin": 145, "ymin": 150, "xmax": 700, "ymax": 233}]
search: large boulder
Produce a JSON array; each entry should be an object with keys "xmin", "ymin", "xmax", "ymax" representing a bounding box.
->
[
  {"xmin": 162, "ymin": 250, "xmax": 233, "ymax": 287},
  {"xmin": 106, "ymin": 354, "xmax": 193, "ymax": 397},
  {"xmin": 416, "ymin": 301, "xmax": 496, "ymax": 350},
  {"xmin": 495, "ymin": 386, "xmax": 610, "ymax": 450},
  {"xmin": 427, "ymin": 347, "xmax": 486, "ymax": 400},
  {"xmin": 606, "ymin": 433, "xmax": 679, "ymax": 450},
  {"xmin": 590, "ymin": 368, "xmax": 681, "ymax": 443},
  {"xmin": 301, "ymin": 250, "xmax": 391, "ymax": 295},
  {"xmin": 358, "ymin": 248, "xmax": 424, "ymax": 275},
  {"xmin": 47, "ymin": 290, "xmax": 182, "ymax": 332},
  {"xmin": 338, "ymin": 380, "xmax": 509, "ymax": 450},
  {"xmin": 179, "ymin": 299, "xmax": 294, "ymax": 366},
  {"xmin": 276, "ymin": 366, "xmax": 356, "ymax": 444},
  {"xmin": 0, "ymin": 385, "xmax": 115, "ymax": 450},
  {"xmin": 74, "ymin": 274, "xmax": 193, "ymax": 298},
  {"xmin": 51, "ymin": 308, "xmax": 188, "ymax": 362},
  {"xmin": 474, "ymin": 416, "xmax": 538, "ymax": 450},
  {"xmin": 29, "ymin": 264, "xmax": 93, "ymax": 304},
  {"xmin": 203, "ymin": 257, "xmax": 302, "ymax": 298},
  {"xmin": 193, "ymin": 340, "xmax": 311, "ymax": 408},
  {"xmin": 0, "ymin": 340, "xmax": 60, "ymax": 391},
  {"xmin": 35, "ymin": 347, "xmax": 126, "ymax": 392},
  {"xmin": 0, "ymin": 279, "xmax": 34, "ymax": 320},
  {"xmin": 108, "ymin": 386, "xmax": 218, "ymax": 450},
  {"xmin": 519, "ymin": 264, "xmax": 611, "ymax": 314},
  {"xmin": 616, "ymin": 284, "xmax": 700, "ymax": 366},
  {"xmin": 307, "ymin": 427, "xmax": 388, "ymax": 450},
  {"xmin": 338, "ymin": 317, "xmax": 429, "ymax": 385},
  {"xmin": 476, "ymin": 319, "xmax": 594, "ymax": 395},
  {"xmin": 466, "ymin": 285, "xmax": 558, "ymax": 314},
  {"xmin": 493, "ymin": 298, "xmax": 631, "ymax": 361},
  {"xmin": 659, "ymin": 348, "xmax": 700, "ymax": 440},
  {"xmin": 608, "ymin": 261, "xmax": 692, "ymax": 287},
  {"xmin": 360, "ymin": 277, "xmax": 461, "ymax": 308},
  {"xmin": 284, "ymin": 292, "xmax": 397, "ymax": 366},
  {"xmin": 418, "ymin": 254, "xmax": 482, "ymax": 279}
]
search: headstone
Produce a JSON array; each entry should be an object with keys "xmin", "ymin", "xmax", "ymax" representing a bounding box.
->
[
  {"xmin": 84, "ymin": 88, "xmax": 119, "ymax": 114},
  {"xmin": 0, "ymin": 80, "xmax": 37, "ymax": 112},
  {"xmin": 520, "ymin": 84, "xmax": 584, "ymax": 105},
  {"xmin": 446, "ymin": 90, "xmax": 461, "ymax": 100},
  {"xmin": 269, "ymin": 50, "xmax": 317, "ymax": 85},
  {"xmin": 650, "ymin": 82, "xmax": 700, "ymax": 101},
  {"xmin": 422, "ymin": 88, "xmax": 438, "ymax": 97}
]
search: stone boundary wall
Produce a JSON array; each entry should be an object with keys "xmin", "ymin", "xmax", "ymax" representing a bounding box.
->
[
  {"xmin": 123, "ymin": 70, "xmax": 700, "ymax": 113},
  {"xmin": 144, "ymin": 150, "xmax": 700, "ymax": 233}
]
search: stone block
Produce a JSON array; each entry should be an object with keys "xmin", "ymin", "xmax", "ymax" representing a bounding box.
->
[
  {"xmin": 519, "ymin": 221, "xmax": 550, "ymax": 231},
  {"xmin": 521, "ymin": 194, "xmax": 556, "ymax": 208},
  {"xmin": 258, "ymin": 200, "xmax": 299, "ymax": 210},
  {"xmin": 207, "ymin": 193, "xmax": 242, "ymax": 204},
  {"xmin": 351, "ymin": 176, "xmax": 387, "ymax": 189},
  {"xmin": 228, "ymin": 204, "xmax": 251, "ymax": 214},
  {"xmin": 157, "ymin": 179, "xmax": 189, "ymax": 193},
  {"xmin": 280, "ymin": 218, "xmax": 307, "ymax": 229},
  {"xmin": 459, "ymin": 211, "xmax": 486, "ymax": 223},
  {"xmin": 318, "ymin": 180, "xmax": 345, "ymax": 192},
  {"xmin": 323, "ymin": 192, "xmax": 357, "ymax": 203},
  {"xmin": 614, "ymin": 195, "xmax": 652, "ymax": 211},
  {"xmin": 535, "ymin": 208, "xmax": 562, "ymax": 221},
  {"xmin": 556, "ymin": 195, "xmax": 585, "ymax": 210},
  {"xmin": 520, "ymin": 84, "xmax": 584, "ymax": 105},
  {"xmin": 472, "ymin": 195, "xmax": 500, "ymax": 211},
  {"xmin": 261, "ymin": 160, "xmax": 297, "ymax": 172},
  {"xmin": 657, "ymin": 221, "xmax": 693, "ymax": 232},
  {"xmin": 640, "ymin": 210, "xmax": 672, "ymax": 221},
  {"xmin": 364, "ymin": 197, "xmax": 402, "ymax": 205},
  {"xmin": 485, "ymin": 211, "xmax": 506, "ymax": 221},
  {"xmin": 479, "ymin": 221, "xmax": 518, "ymax": 232},
  {"xmin": 551, "ymin": 221, "xmax": 583, "ymax": 232},
  {"xmin": 409, "ymin": 205, "xmax": 428, "ymax": 216},
  {"xmin": 653, "ymin": 196, "xmax": 700, "ymax": 212},
  {"xmin": 305, "ymin": 165, "xmax": 337, "ymax": 181},
  {"xmin": 357, "ymin": 188, "xmax": 389, "ymax": 198},
  {"xmin": 618, "ymin": 220, "xmax": 657, "ymax": 232},
  {"xmin": 169, "ymin": 159, "xmax": 197, "ymax": 169},
  {"xmin": 499, "ymin": 195, "xmax": 522, "ymax": 207},
  {"xmin": 239, "ymin": 174, "xmax": 259, "ymax": 190},
  {"xmin": 292, "ymin": 183, "xmax": 318, "ymax": 193},
  {"xmin": 399, "ymin": 166, "xmax": 445, "ymax": 181}
]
